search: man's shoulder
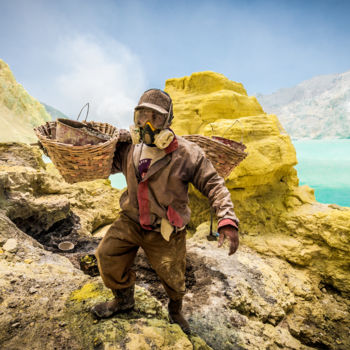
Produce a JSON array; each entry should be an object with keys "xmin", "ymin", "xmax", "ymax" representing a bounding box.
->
[{"xmin": 175, "ymin": 135, "xmax": 205, "ymax": 157}]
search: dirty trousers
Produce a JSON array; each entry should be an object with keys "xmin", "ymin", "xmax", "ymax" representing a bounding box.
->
[{"xmin": 95, "ymin": 213, "xmax": 186, "ymax": 300}]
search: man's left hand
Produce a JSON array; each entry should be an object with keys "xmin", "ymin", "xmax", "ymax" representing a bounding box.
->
[{"xmin": 218, "ymin": 226, "xmax": 239, "ymax": 256}]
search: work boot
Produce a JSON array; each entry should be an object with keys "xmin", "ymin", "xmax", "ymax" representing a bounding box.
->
[
  {"xmin": 168, "ymin": 298, "xmax": 191, "ymax": 334},
  {"xmin": 91, "ymin": 285, "xmax": 135, "ymax": 318}
]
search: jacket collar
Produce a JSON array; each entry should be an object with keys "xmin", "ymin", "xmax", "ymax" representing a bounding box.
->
[
  {"xmin": 141, "ymin": 155, "xmax": 172, "ymax": 181},
  {"xmin": 132, "ymin": 135, "xmax": 178, "ymax": 183},
  {"xmin": 164, "ymin": 135, "xmax": 178, "ymax": 154}
]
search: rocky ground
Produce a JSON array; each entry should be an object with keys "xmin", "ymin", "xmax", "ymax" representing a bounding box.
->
[
  {"xmin": 0, "ymin": 211, "xmax": 210, "ymax": 350},
  {"xmin": 1, "ymin": 215, "xmax": 350, "ymax": 350},
  {"xmin": 1, "ymin": 143, "xmax": 349, "ymax": 350}
]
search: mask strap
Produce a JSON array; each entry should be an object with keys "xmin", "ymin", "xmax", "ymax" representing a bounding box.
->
[{"xmin": 163, "ymin": 101, "xmax": 173, "ymax": 128}]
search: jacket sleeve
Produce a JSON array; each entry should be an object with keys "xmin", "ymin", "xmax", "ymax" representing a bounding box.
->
[
  {"xmin": 191, "ymin": 147, "xmax": 239, "ymax": 227},
  {"xmin": 110, "ymin": 129, "xmax": 133, "ymax": 174},
  {"xmin": 110, "ymin": 142, "xmax": 132, "ymax": 174}
]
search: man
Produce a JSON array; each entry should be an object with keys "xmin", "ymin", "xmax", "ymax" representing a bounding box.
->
[{"xmin": 91, "ymin": 89, "xmax": 239, "ymax": 334}]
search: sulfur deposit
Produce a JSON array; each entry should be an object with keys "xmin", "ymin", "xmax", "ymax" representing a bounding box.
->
[
  {"xmin": 0, "ymin": 59, "xmax": 51, "ymax": 143},
  {"xmin": 166, "ymin": 71, "xmax": 350, "ymax": 295}
]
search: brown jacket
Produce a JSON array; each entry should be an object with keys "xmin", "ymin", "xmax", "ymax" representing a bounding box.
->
[{"xmin": 111, "ymin": 135, "xmax": 239, "ymax": 230}]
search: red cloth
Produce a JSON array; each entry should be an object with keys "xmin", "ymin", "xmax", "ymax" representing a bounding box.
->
[{"xmin": 218, "ymin": 218, "xmax": 238, "ymax": 230}]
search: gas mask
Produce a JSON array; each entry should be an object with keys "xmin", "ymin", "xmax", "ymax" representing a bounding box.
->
[
  {"xmin": 140, "ymin": 121, "xmax": 158, "ymax": 146},
  {"xmin": 129, "ymin": 123, "xmax": 174, "ymax": 149},
  {"xmin": 131, "ymin": 107, "xmax": 174, "ymax": 148}
]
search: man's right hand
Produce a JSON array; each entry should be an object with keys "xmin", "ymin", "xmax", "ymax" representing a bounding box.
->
[{"xmin": 218, "ymin": 226, "xmax": 239, "ymax": 255}]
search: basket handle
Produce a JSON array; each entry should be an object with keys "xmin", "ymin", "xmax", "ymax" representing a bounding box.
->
[
  {"xmin": 77, "ymin": 103, "xmax": 90, "ymax": 122},
  {"xmin": 209, "ymin": 123, "xmax": 215, "ymax": 136},
  {"xmin": 222, "ymin": 119, "xmax": 244, "ymax": 143},
  {"xmin": 209, "ymin": 120, "xmax": 245, "ymax": 143}
]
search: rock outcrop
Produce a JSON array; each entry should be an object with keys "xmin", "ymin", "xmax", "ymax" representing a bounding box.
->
[
  {"xmin": 165, "ymin": 71, "xmax": 350, "ymax": 296},
  {"xmin": 0, "ymin": 59, "xmax": 51, "ymax": 143},
  {"xmin": 0, "ymin": 142, "xmax": 122, "ymax": 240}
]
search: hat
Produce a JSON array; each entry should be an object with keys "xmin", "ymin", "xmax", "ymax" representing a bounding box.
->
[{"xmin": 135, "ymin": 89, "xmax": 172, "ymax": 115}]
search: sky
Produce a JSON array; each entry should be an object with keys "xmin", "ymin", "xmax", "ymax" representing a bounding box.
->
[{"xmin": 1, "ymin": 0, "xmax": 350, "ymax": 127}]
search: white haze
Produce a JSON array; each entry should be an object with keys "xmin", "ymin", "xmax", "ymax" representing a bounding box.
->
[{"xmin": 51, "ymin": 34, "xmax": 146, "ymax": 128}]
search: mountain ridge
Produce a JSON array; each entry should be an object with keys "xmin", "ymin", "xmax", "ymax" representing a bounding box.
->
[
  {"xmin": 257, "ymin": 70, "xmax": 350, "ymax": 139},
  {"xmin": 41, "ymin": 102, "xmax": 69, "ymax": 120}
]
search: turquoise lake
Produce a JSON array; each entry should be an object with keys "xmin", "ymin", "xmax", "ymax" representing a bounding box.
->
[
  {"xmin": 293, "ymin": 139, "xmax": 350, "ymax": 207},
  {"xmin": 109, "ymin": 173, "xmax": 127, "ymax": 189},
  {"xmin": 45, "ymin": 139, "xmax": 349, "ymax": 208}
]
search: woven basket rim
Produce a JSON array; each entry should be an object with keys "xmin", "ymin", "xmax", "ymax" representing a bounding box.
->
[
  {"xmin": 33, "ymin": 120, "xmax": 119, "ymax": 183},
  {"xmin": 182, "ymin": 134, "xmax": 247, "ymax": 154},
  {"xmin": 182, "ymin": 133, "xmax": 248, "ymax": 178},
  {"xmin": 37, "ymin": 134, "xmax": 118, "ymax": 149},
  {"xmin": 183, "ymin": 134, "xmax": 245, "ymax": 146},
  {"xmin": 35, "ymin": 121, "xmax": 119, "ymax": 150}
]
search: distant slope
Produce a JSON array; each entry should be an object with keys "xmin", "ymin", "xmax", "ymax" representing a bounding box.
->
[
  {"xmin": 0, "ymin": 59, "xmax": 51, "ymax": 143},
  {"xmin": 257, "ymin": 71, "xmax": 350, "ymax": 139},
  {"xmin": 41, "ymin": 102, "xmax": 69, "ymax": 120}
]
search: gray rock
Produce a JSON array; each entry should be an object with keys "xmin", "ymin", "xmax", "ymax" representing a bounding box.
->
[{"xmin": 3, "ymin": 238, "xmax": 18, "ymax": 253}]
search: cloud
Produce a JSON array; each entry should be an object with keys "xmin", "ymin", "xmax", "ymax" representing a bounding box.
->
[{"xmin": 52, "ymin": 34, "xmax": 146, "ymax": 128}]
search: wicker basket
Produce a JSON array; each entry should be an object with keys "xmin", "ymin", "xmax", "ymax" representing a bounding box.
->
[
  {"xmin": 182, "ymin": 134, "xmax": 248, "ymax": 178},
  {"xmin": 34, "ymin": 121, "xmax": 119, "ymax": 183}
]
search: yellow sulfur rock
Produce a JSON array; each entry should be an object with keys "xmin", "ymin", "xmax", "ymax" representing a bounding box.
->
[
  {"xmin": 166, "ymin": 72, "xmax": 264, "ymax": 135},
  {"xmin": 166, "ymin": 71, "xmax": 350, "ymax": 294},
  {"xmin": 125, "ymin": 325, "xmax": 193, "ymax": 350},
  {"xmin": 0, "ymin": 59, "xmax": 51, "ymax": 143},
  {"xmin": 166, "ymin": 72, "xmax": 297, "ymax": 196},
  {"xmin": 69, "ymin": 282, "xmax": 109, "ymax": 302}
]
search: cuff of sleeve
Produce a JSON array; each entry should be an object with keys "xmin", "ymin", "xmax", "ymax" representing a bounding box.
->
[{"xmin": 218, "ymin": 218, "xmax": 239, "ymax": 230}]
